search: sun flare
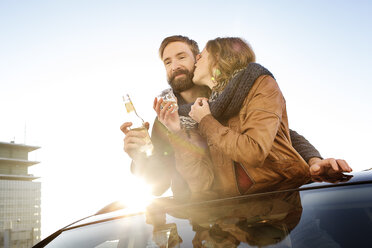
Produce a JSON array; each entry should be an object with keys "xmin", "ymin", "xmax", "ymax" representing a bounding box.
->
[{"xmin": 117, "ymin": 176, "xmax": 156, "ymax": 212}]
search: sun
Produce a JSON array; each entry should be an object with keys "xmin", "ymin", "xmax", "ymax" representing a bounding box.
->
[{"xmin": 116, "ymin": 176, "xmax": 156, "ymax": 212}]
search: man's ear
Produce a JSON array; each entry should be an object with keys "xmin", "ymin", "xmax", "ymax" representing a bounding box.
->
[{"xmin": 195, "ymin": 53, "xmax": 201, "ymax": 62}]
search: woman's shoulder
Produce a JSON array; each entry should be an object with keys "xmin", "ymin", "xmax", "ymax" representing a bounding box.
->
[
  {"xmin": 250, "ymin": 74, "xmax": 281, "ymax": 96},
  {"xmin": 241, "ymin": 74, "xmax": 285, "ymax": 113}
]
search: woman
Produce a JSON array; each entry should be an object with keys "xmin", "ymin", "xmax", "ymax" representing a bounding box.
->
[{"xmin": 187, "ymin": 37, "xmax": 311, "ymax": 197}]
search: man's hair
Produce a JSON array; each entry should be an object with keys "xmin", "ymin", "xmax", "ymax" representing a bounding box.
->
[
  {"xmin": 159, "ymin": 35, "xmax": 200, "ymax": 59},
  {"xmin": 206, "ymin": 37, "xmax": 256, "ymax": 91}
]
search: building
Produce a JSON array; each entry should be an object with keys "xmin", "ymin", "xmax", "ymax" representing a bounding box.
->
[{"xmin": 0, "ymin": 141, "xmax": 41, "ymax": 248}]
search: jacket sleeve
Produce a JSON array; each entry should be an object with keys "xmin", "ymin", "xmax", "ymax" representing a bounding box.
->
[
  {"xmin": 167, "ymin": 128, "xmax": 214, "ymax": 193},
  {"xmin": 130, "ymin": 118, "xmax": 175, "ymax": 196},
  {"xmin": 198, "ymin": 76, "xmax": 283, "ymax": 168},
  {"xmin": 289, "ymin": 129, "xmax": 322, "ymax": 163}
]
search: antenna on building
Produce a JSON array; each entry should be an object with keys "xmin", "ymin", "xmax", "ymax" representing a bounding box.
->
[{"xmin": 24, "ymin": 121, "xmax": 27, "ymax": 144}]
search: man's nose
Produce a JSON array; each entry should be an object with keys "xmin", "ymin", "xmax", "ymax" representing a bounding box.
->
[{"xmin": 171, "ymin": 61, "xmax": 181, "ymax": 71}]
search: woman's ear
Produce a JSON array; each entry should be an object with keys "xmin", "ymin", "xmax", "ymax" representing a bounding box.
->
[
  {"xmin": 211, "ymin": 68, "xmax": 221, "ymax": 84},
  {"xmin": 213, "ymin": 68, "xmax": 221, "ymax": 77}
]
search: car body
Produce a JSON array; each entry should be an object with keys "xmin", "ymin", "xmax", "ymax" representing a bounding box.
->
[{"xmin": 34, "ymin": 170, "xmax": 372, "ymax": 248}]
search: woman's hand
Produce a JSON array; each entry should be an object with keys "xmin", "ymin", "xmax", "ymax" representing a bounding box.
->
[
  {"xmin": 189, "ymin": 98, "xmax": 211, "ymax": 123},
  {"xmin": 153, "ymin": 97, "xmax": 181, "ymax": 133}
]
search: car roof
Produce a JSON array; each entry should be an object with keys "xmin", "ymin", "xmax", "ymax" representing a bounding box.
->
[
  {"xmin": 299, "ymin": 169, "xmax": 372, "ymax": 189},
  {"xmin": 64, "ymin": 170, "xmax": 372, "ymax": 230}
]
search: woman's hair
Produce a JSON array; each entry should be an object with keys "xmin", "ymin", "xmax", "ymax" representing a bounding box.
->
[
  {"xmin": 159, "ymin": 35, "xmax": 200, "ymax": 59},
  {"xmin": 206, "ymin": 37, "xmax": 256, "ymax": 91}
]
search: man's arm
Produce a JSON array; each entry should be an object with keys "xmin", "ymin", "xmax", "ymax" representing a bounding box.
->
[
  {"xmin": 167, "ymin": 127, "xmax": 214, "ymax": 193},
  {"xmin": 289, "ymin": 129, "xmax": 352, "ymax": 175},
  {"xmin": 121, "ymin": 120, "xmax": 174, "ymax": 196},
  {"xmin": 289, "ymin": 129, "xmax": 322, "ymax": 163}
]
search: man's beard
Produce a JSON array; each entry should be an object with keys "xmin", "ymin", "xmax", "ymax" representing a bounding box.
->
[{"xmin": 168, "ymin": 69, "xmax": 194, "ymax": 93}]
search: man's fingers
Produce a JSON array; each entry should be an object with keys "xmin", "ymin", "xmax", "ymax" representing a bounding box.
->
[
  {"xmin": 328, "ymin": 158, "xmax": 339, "ymax": 171},
  {"xmin": 310, "ymin": 164, "xmax": 321, "ymax": 175},
  {"xmin": 310, "ymin": 164, "xmax": 326, "ymax": 175},
  {"xmin": 154, "ymin": 97, "xmax": 162, "ymax": 113},
  {"xmin": 163, "ymin": 105, "xmax": 172, "ymax": 120},
  {"xmin": 164, "ymin": 104, "xmax": 177, "ymax": 120},
  {"xmin": 120, "ymin": 122, "xmax": 132, "ymax": 134},
  {"xmin": 324, "ymin": 158, "xmax": 353, "ymax": 173},
  {"xmin": 153, "ymin": 97, "xmax": 158, "ymax": 110},
  {"xmin": 154, "ymin": 97, "xmax": 164, "ymax": 116},
  {"xmin": 124, "ymin": 142, "xmax": 139, "ymax": 152},
  {"xmin": 144, "ymin": 122, "xmax": 150, "ymax": 130},
  {"xmin": 316, "ymin": 158, "xmax": 339, "ymax": 171},
  {"xmin": 310, "ymin": 157, "xmax": 353, "ymax": 177},
  {"xmin": 336, "ymin": 159, "xmax": 352, "ymax": 172},
  {"xmin": 123, "ymin": 141, "xmax": 143, "ymax": 158},
  {"xmin": 124, "ymin": 130, "xmax": 146, "ymax": 139},
  {"xmin": 159, "ymin": 102, "xmax": 172, "ymax": 120},
  {"xmin": 124, "ymin": 135, "xmax": 146, "ymax": 146}
]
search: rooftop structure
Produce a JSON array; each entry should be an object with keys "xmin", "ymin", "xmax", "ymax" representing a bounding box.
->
[{"xmin": 0, "ymin": 141, "xmax": 41, "ymax": 248}]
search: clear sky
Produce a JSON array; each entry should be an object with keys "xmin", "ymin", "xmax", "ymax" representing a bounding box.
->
[{"xmin": 1, "ymin": 0, "xmax": 371, "ymax": 239}]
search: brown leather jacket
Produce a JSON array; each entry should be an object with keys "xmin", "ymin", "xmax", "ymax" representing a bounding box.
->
[{"xmin": 198, "ymin": 75, "xmax": 310, "ymax": 197}]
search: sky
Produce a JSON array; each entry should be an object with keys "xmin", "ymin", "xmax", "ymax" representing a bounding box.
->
[{"xmin": 1, "ymin": 0, "xmax": 372, "ymax": 239}]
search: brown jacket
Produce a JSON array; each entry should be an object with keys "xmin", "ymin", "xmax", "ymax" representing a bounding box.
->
[{"xmin": 199, "ymin": 75, "xmax": 310, "ymax": 197}]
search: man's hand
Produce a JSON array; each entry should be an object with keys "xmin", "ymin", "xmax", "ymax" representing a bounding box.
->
[
  {"xmin": 153, "ymin": 97, "xmax": 181, "ymax": 133},
  {"xmin": 309, "ymin": 157, "xmax": 352, "ymax": 176},
  {"xmin": 189, "ymin": 98, "xmax": 211, "ymax": 123},
  {"xmin": 120, "ymin": 121, "xmax": 149, "ymax": 160}
]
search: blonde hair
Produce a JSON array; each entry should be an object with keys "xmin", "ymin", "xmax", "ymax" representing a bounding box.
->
[{"xmin": 206, "ymin": 37, "xmax": 256, "ymax": 91}]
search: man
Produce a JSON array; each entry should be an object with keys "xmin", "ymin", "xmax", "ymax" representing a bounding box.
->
[{"xmin": 121, "ymin": 35, "xmax": 352, "ymax": 198}]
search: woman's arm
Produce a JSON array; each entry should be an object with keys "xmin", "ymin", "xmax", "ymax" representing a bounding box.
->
[{"xmin": 196, "ymin": 76, "xmax": 284, "ymax": 167}]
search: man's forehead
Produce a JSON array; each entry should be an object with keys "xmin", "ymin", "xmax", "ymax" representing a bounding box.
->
[{"xmin": 163, "ymin": 41, "xmax": 193, "ymax": 59}]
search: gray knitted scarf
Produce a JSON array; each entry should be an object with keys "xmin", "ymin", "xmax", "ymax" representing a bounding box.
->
[{"xmin": 177, "ymin": 63, "xmax": 274, "ymax": 128}]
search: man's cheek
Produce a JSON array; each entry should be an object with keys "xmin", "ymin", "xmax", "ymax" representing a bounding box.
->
[{"xmin": 167, "ymin": 73, "xmax": 172, "ymax": 81}]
